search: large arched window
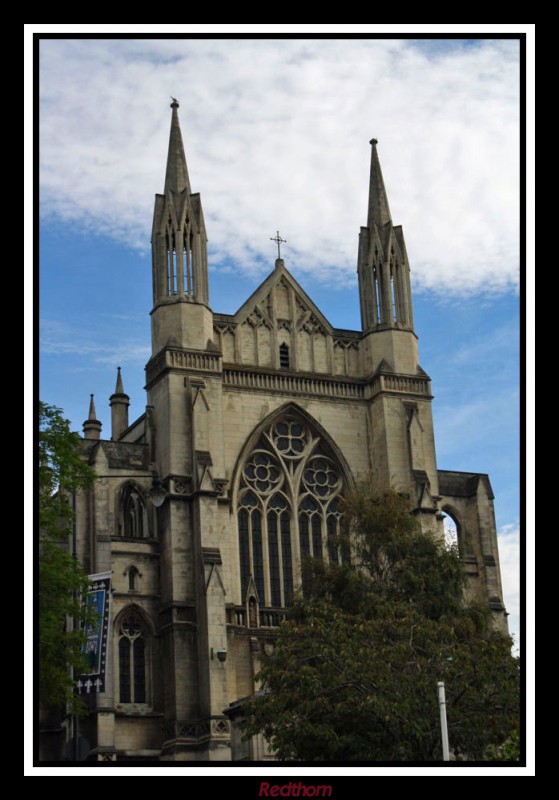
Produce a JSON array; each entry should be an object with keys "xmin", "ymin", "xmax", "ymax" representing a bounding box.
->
[
  {"xmin": 237, "ymin": 413, "xmax": 346, "ymax": 608},
  {"xmin": 117, "ymin": 609, "xmax": 149, "ymax": 704},
  {"xmin": 120, "ymin": 484, "xmax": 149, "ymax": 539}
]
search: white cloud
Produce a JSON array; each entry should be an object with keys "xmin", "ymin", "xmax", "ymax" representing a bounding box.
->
[
  {"xmin": 39, "ymin": 38, "xmax": 520, "ymax": 297},
  {"xmin": 498, "ymin": 522, "xmax": 520, "ymax": 652}
]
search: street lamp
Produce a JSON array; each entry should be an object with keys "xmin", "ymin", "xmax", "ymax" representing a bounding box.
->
[
  {"xmin": 211, "ymin": 647, "xmax": 228, "ymax": 663},
  {"xmin": 150, "ymin": 473, "xmax": 167, "ymax": 508}
]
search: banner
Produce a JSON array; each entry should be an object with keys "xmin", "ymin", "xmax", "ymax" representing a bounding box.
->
[{"xmin": 75, "ymin": 571, "xmax": 111, "ymax": 695}]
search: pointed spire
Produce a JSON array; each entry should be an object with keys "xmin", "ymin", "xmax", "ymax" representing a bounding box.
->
[
  {"xmin": 367, "ymin": 138, "xmax": 392, "ymax": 230},
  {"xmin": 83, "ymin": 394, "xmax": 102, "ymax": 440},
  {"xmin": 88, "ymin": 393, "xmax": 97, "ymax": 420},
  {"xmin": 358, "ymin": 139, "xmax": 414, "ymax": 334},
  {"xmin": 110, "ymin": 367, "xmax": 130, "ymax": 441},
  {"xmin": 115, "ymin": 366, "xmax": 124, "ymax": 395},
  {"xmin": 164, "ymin": 99, "xmax": 191, "ymax": 196}
]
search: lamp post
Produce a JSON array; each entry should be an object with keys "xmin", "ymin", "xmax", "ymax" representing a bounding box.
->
[
  {"xmin": 150, "ymin": 473, "xmax": 167, "ymax": 508},
  {"xmin": 437, "ymin": 681, "xmax": 450, "ymax": 761}
]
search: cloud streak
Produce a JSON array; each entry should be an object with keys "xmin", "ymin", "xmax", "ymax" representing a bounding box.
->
[
  {"xmin": 39, "ymin": 38, "xmax": 520, "ymax": 297},
  {"xmin": 40, "ymin": 318, "xmax": 150, "ymax": 367}
]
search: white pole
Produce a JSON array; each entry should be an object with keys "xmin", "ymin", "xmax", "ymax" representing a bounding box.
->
[{"xmin": 437, "ymin": 681, "xmax": 450, "ymax": 761}]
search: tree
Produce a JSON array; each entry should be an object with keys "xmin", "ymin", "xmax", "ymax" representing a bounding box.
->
[
  {"xmin": 39, "ymin": 402, "xmax": 96, "ymax": 711},
  {"xmin": 241, "ymin": 485, "xmax": 520, "ymax": 761}
]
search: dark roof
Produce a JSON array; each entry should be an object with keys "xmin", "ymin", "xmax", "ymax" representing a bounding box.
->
[
  {"xmin": 79, "ymin": 439, "xmax": 150, "ymax": 471},
  {"xmin": 438, "ymin": 469, "xmax": 494, "ymax": 500}
]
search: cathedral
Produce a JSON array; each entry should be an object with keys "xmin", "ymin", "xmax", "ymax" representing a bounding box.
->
[{"xmin": 63, "ymin": 101, "xmax": 507, "ymax": 761}]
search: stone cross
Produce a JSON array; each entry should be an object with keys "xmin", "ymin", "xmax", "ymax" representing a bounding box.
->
[{"xmin": 270, "ymin": 231, "xmax": 287, "ymax": 259}]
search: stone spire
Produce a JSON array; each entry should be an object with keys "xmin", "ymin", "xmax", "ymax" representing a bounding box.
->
[
  {"xmin": 115, "ymin": 365, "xmax": 125, "ymax": 394},
  {"xmin": 357, "ymin": 138, "xmax": 414, "ymax": 333},
  {"xmin": 367, "ymin": 138, "xmax": 392, "ymax": 230},
  {"xmin": 150, "ymin": 101, "xmax": 211, "ymax": 350},
  {"xmin": 164, "ymin": 99, "xmax": 191, "ymax": 197},
  {"xmin": 110, "ymin": 367, "xmax": 130, "ymax": 441},
  {"xmin": 88, "ymin": 393, "xmax": 97, "ymax": 420},
  {"xmin": 83, "ymin": 394, "xmax": 102, "ymax": 440}
]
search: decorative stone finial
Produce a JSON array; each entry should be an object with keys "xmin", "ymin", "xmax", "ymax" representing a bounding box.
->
[
  {"xmin": 88, "ymin": 393, "xmax": 97, "ymax": 420},
  {"xmin": 114, "ymin": 366, "xmax": 125, "ymax": 396},
  {"xmin": 83, "ymin": 393, "xmax": 102, "ymax": 440}
]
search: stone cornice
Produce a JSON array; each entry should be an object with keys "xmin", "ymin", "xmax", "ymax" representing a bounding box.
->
[
  {"xmin": 222, "ymin": 364, "xmax": 432, "ymax": 402},
  {"xmin": 145, "ymin": 347, "xmax": 222, "ymax": 386},
  {"xmin": 145, "ymin": 348, "xmax": 432, "ymax": 402},
  {"xmin": 223, "ymin": 364, "xmax": 365, "ymax": 400}
]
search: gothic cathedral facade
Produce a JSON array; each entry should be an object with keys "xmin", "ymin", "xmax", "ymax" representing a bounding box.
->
[{"xmin": 70, "ymin": 102, "xmax": 507, "ymax": 761}]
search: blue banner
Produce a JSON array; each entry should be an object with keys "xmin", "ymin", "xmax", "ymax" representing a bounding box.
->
[{"xmin": 75, "ymin": 572, "xmax": 111, "ymax": 695}]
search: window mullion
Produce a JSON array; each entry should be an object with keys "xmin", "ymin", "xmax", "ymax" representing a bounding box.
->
[
  {"xmin": 262, "ymin": 509, "xmax": 271, "ymax": 606},
  {"xmin": 291, "ymin": 505, "xmax": 302, "ymax": 593},
  {"xmin": 130, "ymin": 639, "xmax": 135, "ymax": 702},
  {"xmin": 280, "ymin": 512, "xmax": 293, "ymax": 605},
  {"xmin": 247, "ymin": 512, "xmax": 254, "ymax": 587}
]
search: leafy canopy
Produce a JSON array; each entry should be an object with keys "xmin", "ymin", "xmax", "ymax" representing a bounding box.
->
[
  {"xmin": 241, "ymin": 485, "xmax": 519, "ymax": 761},
  {"xmin": 39, "ymin": 402, "xmax": 97, "ymax": 711}
]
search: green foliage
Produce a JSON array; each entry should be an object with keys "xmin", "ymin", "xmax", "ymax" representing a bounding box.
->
[
  {"xmin": 39, "ymin": 402, "xmax": 97, "ymax": 712},
  {"xmin": 487, "ymin": 730, "xmax": 521, "ymax": 761},
  {"xmin": 343, "ymin": 481, "xmax": 466, "ymax": 619},
  {"xmin": 241, "ymin": 485, "xmax": 520, "ymax": 761}
]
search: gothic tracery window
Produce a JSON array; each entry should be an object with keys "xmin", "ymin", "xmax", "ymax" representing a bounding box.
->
[
  {"xmin": 121, "ymin": 485, "xmax": 148, "ymax": 539},
  {"xmin": 237, "ymin": 414, "xmax": 345, "ymax": 609}
]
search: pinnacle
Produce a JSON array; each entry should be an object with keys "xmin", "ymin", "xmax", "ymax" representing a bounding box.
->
[
  {"xmin": 88, "ymin": 393, "xmax": 97, "ymax": 421},
  {"xmin": 115, "ymin": 366, "xmax": 124, "ymax": 395}
]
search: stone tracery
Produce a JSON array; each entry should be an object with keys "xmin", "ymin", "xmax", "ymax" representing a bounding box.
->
[{"xmin": 237, "ymin": 413, "xmax": 344, "ymax": 608}]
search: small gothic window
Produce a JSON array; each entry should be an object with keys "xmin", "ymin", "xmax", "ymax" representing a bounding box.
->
[
  {"xmin": 128, "ymin": 566, "xmax": 139, "ymax": 592},
  {"xmin": 374, "ymin": 268, "xmax": 381, "ymax": 323},
  {"xmin": 279, "ymin": 343, "xmax": 290, "ymax": 369},
  {"xmin": 248, "ymin": 596, "xmax": 258, "ymax": 627},
  {"xmin": 391, "ymin": 274, "xmax": 398, "ymax": 322},
  {"xmin": 118, "ymin": 611, "xmax": 147, "ymax": 704},
  {"xmin": 121, "ymin": 485, "xmax": 148, "ymax": 539}
]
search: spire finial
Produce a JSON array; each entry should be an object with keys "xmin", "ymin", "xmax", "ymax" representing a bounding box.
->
[
  {"xmin": 370, "ymin": 138, "xmax": 378, "ymax": 146},
  {"xmin": 170, "ymin": 96, "xmax": 179, "ymax": 108}
]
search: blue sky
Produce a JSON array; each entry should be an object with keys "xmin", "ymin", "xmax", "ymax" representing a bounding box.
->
[{"xmin": 38, "ymin": 36, "xmax": 521, "ymax": 646}]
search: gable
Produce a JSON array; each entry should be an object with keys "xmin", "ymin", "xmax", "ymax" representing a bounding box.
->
[
  {"xmin": 213, "ymin": 262, "xmax": 362, "ymax": 376},
  {"xmin": 233, "ymin": 262, "xmax": 334, "ymax": 334}
]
